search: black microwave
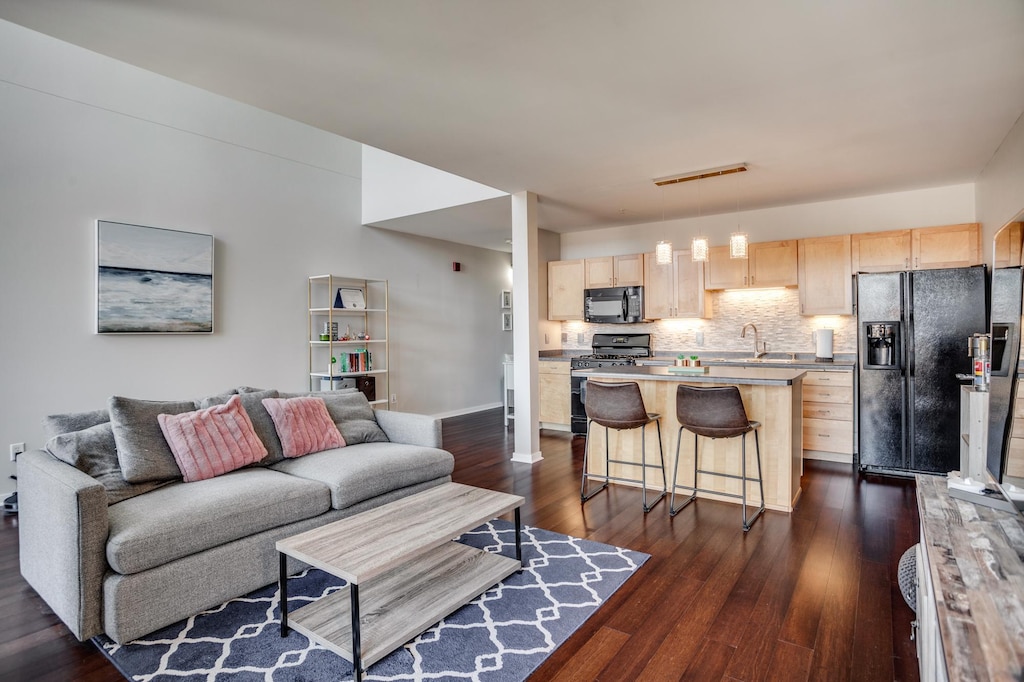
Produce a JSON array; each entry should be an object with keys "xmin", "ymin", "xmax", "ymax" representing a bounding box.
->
[{"xmin": 584, "ymin": 286, "xmax": 645, "ymax": 324}]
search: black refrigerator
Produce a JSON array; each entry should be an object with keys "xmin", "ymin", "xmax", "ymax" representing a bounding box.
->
[{"xmin": 857, "ymin": 266, "xmax": 988, "ymax": 475}]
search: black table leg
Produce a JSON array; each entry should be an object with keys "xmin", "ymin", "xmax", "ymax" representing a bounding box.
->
[
  {"xmin": 279, "ymin": 552, "xmax": 289, "ymax": 637},
  {"xmin": 514, "ymin": 507, "xmax": 522, "ymax": 566},
  {"xmin": 350, "ymin": 582, "xmax": 362, "ymax": 681}
]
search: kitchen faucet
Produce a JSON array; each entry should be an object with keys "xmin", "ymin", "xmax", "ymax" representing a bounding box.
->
[{"xmin": 740, "ymin": 322, "xmax": 767, "ymax": 358}]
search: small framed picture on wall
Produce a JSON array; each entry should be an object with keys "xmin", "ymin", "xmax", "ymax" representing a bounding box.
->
[
  {"xmin": 501, "ymin": 290, "xmax": 512, "ymax": 308},
  {"xmin": 502, "ymin": 311, "xmax": 513, "ymax": 331}
]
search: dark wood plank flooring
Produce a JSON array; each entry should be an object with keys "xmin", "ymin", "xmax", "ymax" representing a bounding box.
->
[{"xmin": 0, "ymin": 408, "xmax": 921, "ymax": 681}]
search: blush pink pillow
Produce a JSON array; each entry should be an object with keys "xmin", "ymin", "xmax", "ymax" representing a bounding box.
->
[
  {"xmin": 157, "ymin": 395, "xmax": 268, "ymax": 482},
  {"xmin": 261, "ymin": 396, "xmax": 346, "ymax": 458}
]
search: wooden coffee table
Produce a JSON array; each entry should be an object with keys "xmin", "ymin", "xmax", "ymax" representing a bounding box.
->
[{"xmin": 276, "ymin": 482, "xmax": 524, "ymax": 681}]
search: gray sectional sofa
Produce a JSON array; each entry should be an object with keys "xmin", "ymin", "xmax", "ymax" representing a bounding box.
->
[{"xmin": 18, "ymin": 387, "xmax": 455, "ymax": 644}]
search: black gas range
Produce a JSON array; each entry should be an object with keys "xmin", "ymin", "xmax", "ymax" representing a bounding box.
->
[{"xmin": 570, "ymin": 333, "xmax": 652, "ymax": 435}]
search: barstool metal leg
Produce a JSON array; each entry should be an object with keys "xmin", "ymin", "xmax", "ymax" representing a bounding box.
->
[
  {"xmin": 640, "ymin": 420, "xmax": 667, "ymax": 513},
  {"xmin": 741, "ymin": 428, "xmax": 766, "ymax": 532},
  {"xmin": 580, "ymin": 419, "xmax": 609, "ymax": 502},
  {"xmin": 669, "ymin": 428, "xmax": 698, "ymax": 516}
]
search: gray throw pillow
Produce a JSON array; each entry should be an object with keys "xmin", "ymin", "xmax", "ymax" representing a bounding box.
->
[
  {"xmin": 279, "ymin": 390, "xmax": 389, "ymax": 445},
  {"xmin": 45, "ymin": 423, "xmax": 172, "ymax": 505},
  {"xmin": 42, "ymin": 409, "xmax": 110, "ymax": 440},
  {"xmin": 199, "ymin": 389, "xmax": 284, "ymax": 464},
  {"xmin": 108, "ymin": 396, "xmax": 197, "ymax": 483}
]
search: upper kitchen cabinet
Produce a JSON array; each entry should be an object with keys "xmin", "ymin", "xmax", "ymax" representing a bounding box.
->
[
  {"xmin": 852, "ymin": 223, "xmax": 981, "ymax": 272},
  {"xmin": 850, "ymin": 229, "xmax": 911, "ymax": 272},
  {"xmin": 643, "ymin": 251, "xmax": 711, "ymax": 319},
  {"xmin": 994, "ymin": 221, "xmax": 1023, "ymax": 268},
  {"xmin": 547, "ymin": 259, "xmax": 585, "ymax": 320},
  {"xmin": 584, "ymin": 254, "xmax": 644, "ymax": 288},
  {"xmin": 704, "ymin": 240, "xmax": 798, "ymax": 289},
  {"xmin": 798, "ymin": 235, "xmax": 853, "ymax": 315},
  {"xmin": 912, "ymin": 223, "xmax": 981, "ymax": 269}
]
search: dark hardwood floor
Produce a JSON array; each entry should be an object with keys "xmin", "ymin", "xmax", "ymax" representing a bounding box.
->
[{"xmin": 0, "ymin": 408, "xmax": 921, "ymax": 681}]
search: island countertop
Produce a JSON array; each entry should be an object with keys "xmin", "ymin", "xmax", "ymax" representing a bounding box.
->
[{"xmin": 574, "ymin": 364, "xmax": 806, "ymax": 386}]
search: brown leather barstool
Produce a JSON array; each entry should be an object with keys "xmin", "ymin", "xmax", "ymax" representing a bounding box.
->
[
  {"xmin": 670, "ymin": 385, "xmax": 765, "ymax": 531},
  {"xmin": 580, "ymin": 380, "xmax": 666, "ymax": 512}
]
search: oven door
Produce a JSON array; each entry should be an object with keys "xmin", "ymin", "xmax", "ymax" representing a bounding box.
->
[{"xmin": 570, "ymin": 373, "xmax": 588, "ymax": 436}]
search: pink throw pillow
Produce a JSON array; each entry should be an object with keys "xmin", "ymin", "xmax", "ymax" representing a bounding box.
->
[
  {"xmin": 261, "ymin": 396, "xmax": 346, "ymax": 458},
  {"xmin": 157, "ymin": 395, "xmax": 268, "ymax": 482}
]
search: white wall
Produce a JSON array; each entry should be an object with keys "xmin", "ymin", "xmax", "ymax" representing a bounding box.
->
[
  {"xmin": 0, "ymin": 20, "xmax": 511, "ymax": 493},
  {"xmin": 977, "ymin": 112, "xmax": 1024, "ymax": 249},
  {"xmin": 560, "ymin": 183, "xmax": 976, "ymax": 259}
]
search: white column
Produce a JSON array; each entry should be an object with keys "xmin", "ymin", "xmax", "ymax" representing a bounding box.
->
[{"xmin": 510, "ymin": 191, "xmax": 542, "ymax": 463}]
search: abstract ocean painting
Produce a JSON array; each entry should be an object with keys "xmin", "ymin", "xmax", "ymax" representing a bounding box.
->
[{"xmin": 96, "ymin": 221, "xmax": 214, "ymax": 333}]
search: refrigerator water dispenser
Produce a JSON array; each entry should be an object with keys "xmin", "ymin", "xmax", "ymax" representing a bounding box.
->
[{"xmin": 864, "ymin": 323, "xmax": 899, "ymax": 369}]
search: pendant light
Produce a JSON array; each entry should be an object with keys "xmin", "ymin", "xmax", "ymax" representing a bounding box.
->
[
  {"xmin": 654, "ymin": 185, "xmax": 672, "ymax": 264},
  {"xmin": 692, "ymin": 177, "xmax": 708, "ymax": 262},
  {"xmin": 729, "ymin": 168, "xmax": 748, "ymax": 259}
]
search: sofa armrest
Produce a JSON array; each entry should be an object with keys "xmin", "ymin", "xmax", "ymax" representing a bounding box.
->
[
  {"xmin": 375, "ymin": 410, "xmax": 442, "ymax": 448},
  {"xmin": 18, "ymin": 449, "xmax": 109, "ymax": 641}
]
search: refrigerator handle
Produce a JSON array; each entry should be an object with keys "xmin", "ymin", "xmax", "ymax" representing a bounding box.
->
[{"xmin": 904, "ymin": 272, "xmax": 913, "ymax": 378}]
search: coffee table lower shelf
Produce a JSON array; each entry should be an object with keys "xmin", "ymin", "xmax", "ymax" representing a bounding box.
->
[{"xmin": 286, "ymin": 541, "xmax": 521, "ymax": 669}]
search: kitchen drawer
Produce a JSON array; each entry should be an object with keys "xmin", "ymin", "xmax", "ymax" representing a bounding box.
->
[
  {"xmin": 803, "ymin": 385, "xmax": 853, "ymax": 404},
  {"xmin": 803, "ymin": 401, "xmax": 853, "ymax": 422},
  {"xmin": 802, "ymin": 370, "xmax": 853, "ymax": 388},
  {"xmin": 538, "ymin": 360, "xmax": 571, "ymax": 376},
  {"xmin": 803, "ymin": 418, "xmax": 854, "ymax": 454}
]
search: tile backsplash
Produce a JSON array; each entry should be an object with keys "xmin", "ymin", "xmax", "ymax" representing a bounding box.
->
[{"xmin": 561, "ymin": 287, "xmax": 857, "ymax": 356}]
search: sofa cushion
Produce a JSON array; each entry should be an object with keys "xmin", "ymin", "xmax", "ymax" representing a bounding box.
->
[
  {"xmin": 45, "ymin": 423, "xmax": 172, "ymax": 505},
  {"xmin": 269, "ymin": 442, "xmax": 454, "ymax": 510},
  {"xmin": 262, "ymin": 396, "xmax": 346, "ymax": 457},
  {"xmin": 106, "ymin": 468, "xmax": 331, "ymax": 574},
  {"xmin": 109, "ymin": 396, "xmax": 198, "ymax": 483},
  {"xmin": 279, "ymin": 391, "xmax": 389, "ymax": 445},
  {"xmin": 199, "ymin": 389, "xmax": 284, "ymax": 464},
  {"xmin": 42, "ymin": 409, "xmax": 110, "ymax": 440},
  {"xmin": 158, "ymin": 395, "xmax": 269, "ymax": 482}
]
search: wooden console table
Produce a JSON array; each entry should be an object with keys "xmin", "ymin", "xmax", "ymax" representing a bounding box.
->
[{"xmin": 915, "ymin": 475, "xmax": 1024, "ymax": 681}]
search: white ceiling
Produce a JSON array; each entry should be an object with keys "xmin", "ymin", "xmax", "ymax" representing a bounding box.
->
[{"xmin": 2, "ymin": 1, "xmax": 1023, "ymax": 252}]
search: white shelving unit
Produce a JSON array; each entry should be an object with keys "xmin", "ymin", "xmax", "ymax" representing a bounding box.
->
[{"xmin": 308, "ymin": 275, "xmax": 389, "ymax": 408}]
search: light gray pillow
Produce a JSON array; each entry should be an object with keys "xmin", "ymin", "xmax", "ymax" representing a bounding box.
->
[
  {"xmin": 279, "ymin": 390, "xmax": 389, "ymax": 445},
  {"xmin": 108, "ymin": 396, "xmax": 197, "ymax": 483},
  {"xmin": 199, "ymin": 389, "xmax": 283, "ymax": 464},
  {"xmin": 42, "ymin": 409, "xmax": 110, "ymax": 440},
  {"xmin": 45, "ymin": 423, "xmax": 172, "ymax": 505}
]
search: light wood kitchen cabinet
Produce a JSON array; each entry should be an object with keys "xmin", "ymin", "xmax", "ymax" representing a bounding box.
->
[
  {"xmin": 584, "ymin": 254, "xmax": 644, "ymax": 288},
  {"xmin": 798, "ymin": 235, "xmax": 853, "ymax": 315},
  {"xmin": 852, "ymin": 223, "xmax": 981, "ymax": 272},
  {"xmin": 912, "ymin": 223, "xmax": 981, "ymax": 269},
  {"xmin": 850, "ymin": 229, "xmax": 911, "ymax": 272},
  {"xmin": 994, "ymin": 221, "xmax": 1023, "ymax": 268},
  {"xmin": 642, "ymin": 251, "xmax": 711, "ymax": 318},
  {"xmin": 704, "ymin": 240, "xmax": 798, "ymax": 290},
  {"xmin": 538, "ymin": 360, "xmax": 571, "ymax": 426},
  {"xmin": 547, "ymin": 259, "xmax": 584, "ymax": 320},
  {"xmin": 802, "ymin": 370, "xmax": 854, "ymax": 460}
]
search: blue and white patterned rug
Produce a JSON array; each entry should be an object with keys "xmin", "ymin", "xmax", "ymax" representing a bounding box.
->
[{"xmin": 95, "ymin": 520, "xmax": 648, "ymax": 681}]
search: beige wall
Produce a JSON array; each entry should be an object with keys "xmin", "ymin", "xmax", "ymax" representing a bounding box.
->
[{"xmin": 977, "ymin": 112, "xmax": 1024, "ymax": 254}]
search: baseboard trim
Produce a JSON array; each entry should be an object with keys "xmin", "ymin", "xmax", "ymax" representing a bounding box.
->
[{"xmin": 430, "ymin": 402, "xmax": 502, "ymax": 419}]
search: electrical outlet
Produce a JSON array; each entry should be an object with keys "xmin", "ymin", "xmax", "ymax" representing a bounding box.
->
[
  {"xmin": 390, "ymin": 394, "xmax": 397, "ymax": 404},
  {"xmin": 561, "ymin": 332, "xmax": 568, "ymax": 343},
  {"xmin": 577, "ymin": 332, "xmax": 584, "ymax": 344},
  {"xmin": 696, "ymin": 331, "xmax": 705, "ymax": 346},
  {"xmin": 10, "ymin": 443, "xmax": 25, "ymax": 462},
  {"xmin": 544, "ymin": 333, "xmax": 549, "ymax": 344}
]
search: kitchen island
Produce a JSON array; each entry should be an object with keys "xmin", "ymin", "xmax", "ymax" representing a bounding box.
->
[{"xmin": 574, "ymin": 365, "xmax": 805, "ymax": 512}]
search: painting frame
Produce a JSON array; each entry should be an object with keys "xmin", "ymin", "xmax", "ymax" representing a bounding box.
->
[
  {"xmin": 96, "ymin": 220, "xmax": 214, "ymax": 334},
  {"xmin": 500, "ymin": 289, "xmax": 512, "ymax": 309},
  {"xmin": 502, "ymin": 311, "xmax": 513, "ymax": 331}
]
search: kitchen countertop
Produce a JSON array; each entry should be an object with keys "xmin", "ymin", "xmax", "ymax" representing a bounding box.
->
[
  {"xmin": 572, "ymin": 364, "xmax": 805, "ymax": 386},
  {"xmin": 539, "ymin": 351, "xmax": 855, "ymax": 370}
]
